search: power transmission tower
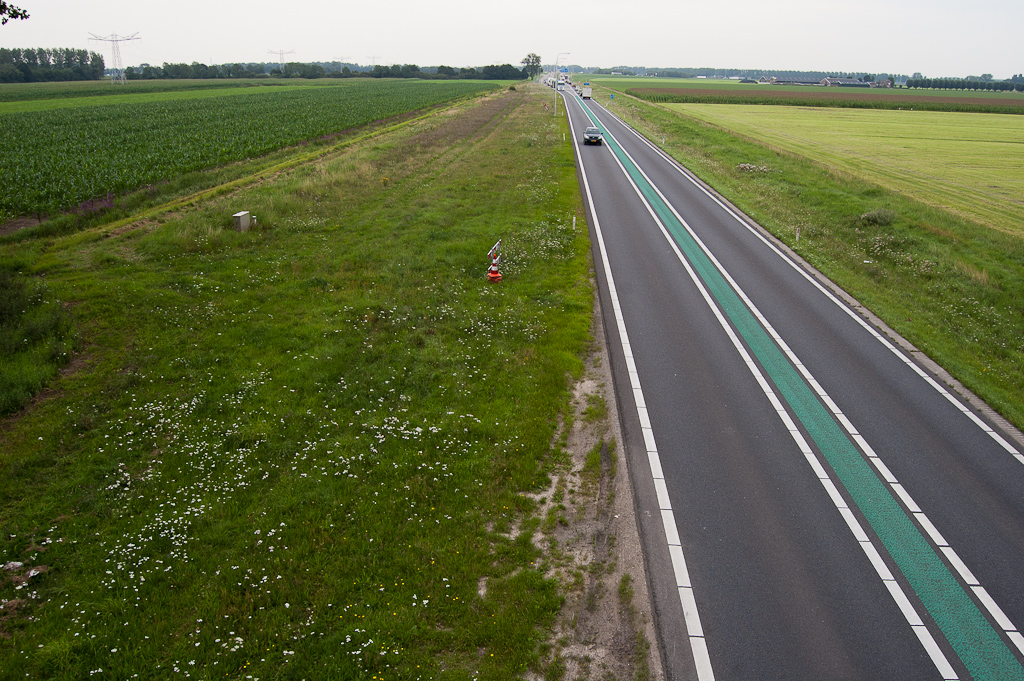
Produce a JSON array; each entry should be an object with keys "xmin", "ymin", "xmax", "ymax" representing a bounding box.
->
[
  {"xmin": 89, "ymin": 32, "xmax": 139, "ymax": 84},
  {"xmin": 268, "ymin": 49, "xmax": 295, "ymax": 72},
  {"xmin": 331, "ymin": 56, "xmax": 351, "ymax": 74}
]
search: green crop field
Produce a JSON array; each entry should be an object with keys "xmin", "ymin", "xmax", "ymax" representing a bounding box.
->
[
  {"xmin": 0, "ymin": 83, "xmax": 329, "ymax": 114},
  {"xmin": 666, "ymin": 103, "xmax": 1024, "ymax": 236},
  {"xmin": 0, "ymin": 80, "xmax": 495, "ymax": 219},
  {"xmin": 0, "ymin": 78, "xmax": 290, "ymax": 104}
]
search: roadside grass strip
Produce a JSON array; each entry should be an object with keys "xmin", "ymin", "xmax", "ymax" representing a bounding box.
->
[
  {"xmin": 0, "ymin": 88, "xmax": 592, "ymax": 680},
  {"xmin": 576, "ymin": 99, "xmax": 1024, "ymax": 681}
]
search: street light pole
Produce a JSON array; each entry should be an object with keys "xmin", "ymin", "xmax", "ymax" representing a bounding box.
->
[
  {"xmin": 556, "ymin": 52, "xmax": 570, "ymax": 80},
  {"xmin": 555, "ymin": 52, "xmax": 570, "ymax": 114}
]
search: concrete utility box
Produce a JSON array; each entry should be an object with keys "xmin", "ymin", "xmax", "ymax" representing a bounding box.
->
[{"xmin": 233, "ymin": 211, "xmax": 251, "ymax": 231}]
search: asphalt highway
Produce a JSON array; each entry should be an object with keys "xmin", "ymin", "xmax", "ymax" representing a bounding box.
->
[{"xmin": 559, "ymin": 87, "xmax": 1024, "ymax": 681}]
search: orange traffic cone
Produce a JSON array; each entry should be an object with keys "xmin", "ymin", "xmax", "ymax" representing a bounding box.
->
[{"xmin": 487, "ymin": 239, "xmax": 502, "ymax": 282}]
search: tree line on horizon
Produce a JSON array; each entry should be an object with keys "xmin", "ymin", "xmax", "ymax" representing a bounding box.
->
[
  {"xmin": 4, "ymin": 48, "xmax": 1020, "ymax": 90},
  {"xmin": 0, "ymin": 47, "xmax": 105, "ymax": 83},
  {"xmin": 127, "ymin": 61, "xmax": 529, "ymax": 81},
  {"xmin": 0, "ymin": 50, "xmax": 531, "ymax": 83},
  {"xmin": 905, "ymin": 76, "xmax": 1024, "ymax": 92}
]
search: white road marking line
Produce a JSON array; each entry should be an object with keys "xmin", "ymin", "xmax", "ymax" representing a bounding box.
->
[
  {"xmin": 585, "ymin": 102, "xmax": 964, "ymax": 679},
  {"xmin": 608, "ymin": 109, "xmax": 1024, "ymax": 660},
  {"xmin": 564, "ymin": 96, "xmax": 716, "ymax": 681},
  {"xmin": 631, "ymin": 120, "xmax": 1023, "ymax": 461}
]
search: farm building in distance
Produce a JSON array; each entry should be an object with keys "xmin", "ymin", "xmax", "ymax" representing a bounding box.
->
[
  {"xmin": 759, "ymin": 76, "xmax": 822, "ymax": 85},
  {"xmin": 822, "ymin": 77, "xmax": 871, "ymax": 87},
  {"xmin": 758, "ymin": 75, "xmax": 884, "ymax": 87}
]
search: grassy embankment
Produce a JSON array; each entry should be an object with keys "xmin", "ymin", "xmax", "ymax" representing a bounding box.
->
[
  {"xmin": 593, "ymin": 82, "xmax": 1024, "ymax": 431},
  {"xmin": 0, "ymin": 85, "xmax": 593, "ymax": 679}
]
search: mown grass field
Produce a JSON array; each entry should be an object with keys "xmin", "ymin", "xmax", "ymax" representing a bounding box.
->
[
  {"xmin": 0, "ymin": 84, "xmax": 594, "ymax": 680},
  {"xmin": 593, "ymin": 85, "xmax": 1024, "ymax": 431},
  {"xmin": 668, "ymin": 103, "xmax": 1024, "ymax": 236}
]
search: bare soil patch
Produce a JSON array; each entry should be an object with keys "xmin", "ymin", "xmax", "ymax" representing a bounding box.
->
[
  {"xmin": 0, "ymin": 216, "xmax": 42, "ymax": 237},
  {"xmin": 526, "ymin": 292, "xmax": 664, "ymax": 680}
]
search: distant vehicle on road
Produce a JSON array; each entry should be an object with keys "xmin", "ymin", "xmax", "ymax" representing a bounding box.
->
[{"xmin": 582, "ymin": 87, "xmax": 593, "ymax": 99}]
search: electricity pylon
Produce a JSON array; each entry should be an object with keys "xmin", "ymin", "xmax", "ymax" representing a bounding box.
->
[
  {"xmin": 268, "ymin": 49, "xmax": 295, "ymax": 71},
  {"xmin": 89, "ymin": 32, "xmax": 139, "ymax": 84}
]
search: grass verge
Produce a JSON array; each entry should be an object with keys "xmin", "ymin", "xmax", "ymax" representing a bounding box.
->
[
  {"xmin": 525, "ymin": 322, "xmax": 659, "ymax": 681},
  {"xmin": 598, "ymin": 87, "xmax": 1024, "ymax": 431},
  {"xmin": 0, "ymin": 84, "xmax": 592, "ymax": 680}
]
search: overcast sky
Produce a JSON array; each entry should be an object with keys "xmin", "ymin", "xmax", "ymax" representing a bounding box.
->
[{"xmin": 3, "ymin": 0, "xmax": 1020, "ymax": 79}]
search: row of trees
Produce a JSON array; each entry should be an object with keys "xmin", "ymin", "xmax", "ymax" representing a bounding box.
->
[
  {"xmin": 127, "ymin": 62, "xmax": 271, "ymax": 80},
  {"xmin": 390, "ymin": 63, "xmax": 528, "ymax": 80},
  {"xmin": 0, "ymin": 47, "xmax": 105, "ymax": 83},
  {"xmin": 905, "ymin": 77, "xmax": 1024, "ymax": 92},
  {"xmin": 122, "ymin": 61, "xmax": 530, "ymax": 81}
]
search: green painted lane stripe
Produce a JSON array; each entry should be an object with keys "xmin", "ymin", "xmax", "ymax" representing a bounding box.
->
[{"xmin": 589, "ymin": 106, "xmax": 1024, "ymax": 680}]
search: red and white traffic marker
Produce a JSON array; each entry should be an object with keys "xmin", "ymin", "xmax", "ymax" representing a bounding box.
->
[{"xmin": 487, "ymin": 239, "xmax": 502, "ymax": 282}]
